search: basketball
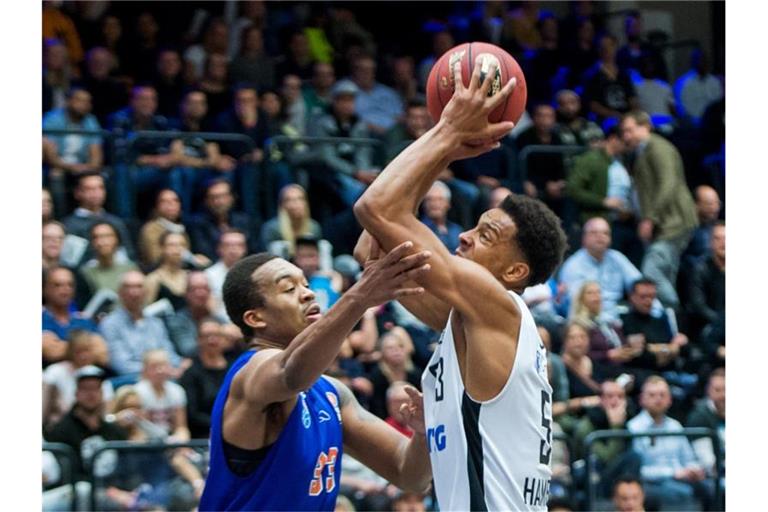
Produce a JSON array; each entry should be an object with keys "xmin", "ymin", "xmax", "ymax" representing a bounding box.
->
[{"xmin": 425, "ymin": 42, "xmax": 527, "ymax": 125}]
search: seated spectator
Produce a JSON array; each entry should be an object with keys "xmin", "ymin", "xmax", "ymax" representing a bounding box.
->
[
  {"xmin": 686, "ymin": 368, "xmax": 725, "ymax": 483},
  {"xmin": 516, "ymin": 103, "xmax": 566, "ymax": 215},
  {"xmin": 682, "ymin": 185, "xmax": 722, "ymax": 269},
  {"xmin": 417, "ymin": 29, "xmax": 455, "ymax": 90},
  {"xmin": 42, "ymin": 220, "xmax": 66, "ymax": 271},
  {"xmin": 366, "ymin": 331, "xmax": 422, "ymax": 420},
  {"xmin": 42, "ymin": 87, "xmax": 104, "ymax": 193},
  {"xmin": 554, "ymin": 89, "xmax": 604, "ymax": 147},
  {"xmin": 134, "ymin": 350, "xmax": 191, "ymax": 441},
  {"xmin": 687, "ymin": 223, "xmax": 725, "ymax": 338},
  {"xmin": 306, "ymin": 79, "xmax": 376, "ymax": 210},
  {"xmin": 43, "ymin": 188, "xmax": 55, "ymax": 222},
  {"xmin": 45, "ymin": 366, "xmax": 128, "ymax": 483},
  {"xmin": 523, "ymin": 280, "xmax": 566, "ymax": 350},
  {"xmin": 292, "ymin": 237, "xmax": 342, "ymax": 312},
  {"xmin": 187, "ymin": 178, "xmax": 256, "ymax": 260},
  {"xmin": 43, "ymin": 267, "xmax": 100, "ymax": 365},
  {"xmin": 634, "ymin": 56, "xmax": 675, "ymax": 124},
  {"xmin": 627, "ymin": 376, "xmax": 713, "ymax": 510},
  {"xmin": 389, "ymin": 55, "xmax": 419, "ymax": 104},
  {"xmin": 524, "ymin": 14, "xmax": 565, "ymax": 105},
  {"xmin": 197, "ymin": 53, "xmax": 231, "ymax": 122},
  {"xmin": 616, "ymin": 12, "xmax": 668, "ymax": 81},
  {"xmin": 205, "ymin": 229, "xmax": 248, "ymax": 320},
  {"xmin": 79, "ymin": 221, "xmax": 139, "ymax": 302},
  {"xmin": 229, "ymin": 26, "xmax": 276, "ymax": 91},
  {"xmin": 559, "ymin": 217, "xmax": 643, "ymax": 321},
  {"xmin": 184, "ymin": 17, "xmax": 229, "ymax": 83},
  {"xmin": 349, "ymin": 54, "xmax": 403, "ymax": 135},
  {"xmin": 281, "ymin": 74, "xmax": 308, "ymax": 136},
  {"xmin": 612, "ymin": 476, "xmax": 647, "ymax": 512},
  {"xmin": 166, "ymin": 272, "xmax": 229, "ymax": 358},
  {"xmin": 276, "ymin": 30, "xmax": 316, "ymax": 81},
  {"xmin": 674, "ymin": 49, "xmax": 723, "ymax": 125},
  {"xmin": 62, "ymin": 173, "xmax": 136, "ymax": 264},
  {"xmin": 391, "ymin": 491, "xmax": 427, "ymax": 512},
  {"xmin": 213, "ymin": 85, "xmax": 269, "ymax": 181},
  {"xmin": 382, "ymin": 98, "xmax": 432, "ymax": 163},
  {"xmin": 43, "ymin": 38, "xmax": 73, "ymax": 114},
  {"xmin": 139, "ymin": 189, "xmax": 208, "ymax": 269},
  {"xmin": 152, "ymin": 48, "xmax": 185, "ymax": 119},
  {"xmin": 80, "ymin": 47, "xmax": 128, "ymax": 125},
  {"xmin": 620, "ymin": 278, "xmax": 689, "ymax": 373},
  {"xmin": 43, "ymin": 330, "xmax": 113, "ymax": 431},
  {"xmin": 179, "ymin": 319, "xmax": 231, "ymax": 439},
  {"xmin": 574, "ymin": 381, "xmax": 641, "ymax": 497},
  {"xmin": 383, "ymin": 380, "xmax": 415, "ymax": 438},
  {"xmin": 303, "ymin": 62, "xmax": 336, "ymax": 120},
  {"xmin": 100, "ymin": 271, "xmax": 183, "ymax": 379},
  {"xmin": 420, "ymin": 181, "xmax": 462, "ymax": 253},
  {"xmin": 559, "ymin": 322, "xmax": 603, "ymax": 403},
  {"xmin": 144, "ymin": 232, "xmax": 192, "ymax": 310},
  {"xmin": 260, "ymin": 184, "xmax": 323, "ymax": 256},
  {"xmin": 583, "ymin": 34, "xmax": 639, "ymax": 124}
]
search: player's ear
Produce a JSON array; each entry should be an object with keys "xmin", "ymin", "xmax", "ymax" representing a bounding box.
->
[
  {"xmin": 243, "ymin": 308, "xmax": 267, "ymax": 331},
  {"xmin": 501, "ymin": 261, "xmax": 529, "ymax": 287}
]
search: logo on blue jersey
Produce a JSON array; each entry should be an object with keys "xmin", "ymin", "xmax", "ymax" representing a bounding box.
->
[
  {"xmin": 325, "ymin": 391, "xmax": 342, "ymax": 422},
  {"xmin": 300, "ymin": 392, "xmax": 311, "ymax": 429},
  {"xmin": 427, "ymin": 425, "xmax": 447, "ymax": 453},
  {"xmin": 318, "ymin": 410, "xmax": 332, "ymax": 423}
]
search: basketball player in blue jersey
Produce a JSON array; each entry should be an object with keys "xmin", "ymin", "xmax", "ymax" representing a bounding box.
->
[
  {"xmin": 199, "ymin": 244, "xmax": 433, "ymax": 511},
  {"xmin": 353, "ymin": 60, "xmax": 568, "ymax": 510}
]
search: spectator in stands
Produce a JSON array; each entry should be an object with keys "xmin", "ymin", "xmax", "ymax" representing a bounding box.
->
[
  {"xmin": 525, "ymin": 14, "xmax": 565, "ymax": 105},
  {"xmin": 686, "ymin": 368, "xmax": 725, "ymax": 481},
  {"xmin": 303, "ymin": 62, "xmax": 336, "ymax": 120},
  {"xmin": 144, "ymin": 232, "xmax": 191, "ymax": 310},
  {"xmin": 391, "ymin": 491, "xmax": 427, "ymax": 512},
  {"xmin": 383, "ymin": 98, "xmax": 432, "ymax": 163},
  {"xmin": 612, "ymin": 477, "xmax": 647, "ymax": 512},
  {"xmin": 634, "ymin": 56, "xmax": 675, "ymax": 123},
  {"xmin": 204, "ymin": 229, "xmax": 248, "ymax": 320},
  {"xmin": 292, "ymin": 237, "xmax": 343, "ymax": 312},
  {"xmin": 43, "ymin": 38, "xmax": 73, "ymax": 113},
  {"xmin": 281, "ymin": 74, "xmax": 308, "ymax": 136},
  {"xmin": 504, "ymin": 1, "xmax": 546, "ymax": 52},
  {"xmin": 260, "ymin": 184, "xmax": 322, "ymax": 255},
  {"xmin": 420, "ymin": 181, "xmax": 462, "ymax": 253},
  {"xmin": 45, "ymin": 366, "xmax": 128, "ymax": 482},
  {"xmin": 42, "ymin": 87, "xmax": 104, "ymax": 212},
  {"xmin": 81, "ymin": 47, "xmax": 128, "ymax": 125},
  {"xmin": 366, "ymin": 331, "xmax": 422, "ymax": 420},
  {"xmin": 100, "ymin": 270, "xmax": 183, "ymax": 379},
  {"xmin": 584, "ymin": 34, "xmax": 639, "ymax": 124},
  {"xmin": 139, "ymin": 189, "xmax": 200, "ymax": 268},
  {"xmin": 276, "ymin": 30, "xmax": 315, "ymax": 80},
  {"xmin": 98, "ymin": 15, "xmax": 129, "ymax": 76},
  {"xmin": 43, "ymin": 188, "xmax": 55, "ymax": 222},
  {"xmin": 687, "ymin": 223, "xmax": 725, "ymax": 337},
  {"xmin": 229, "ymin": 26, "xmax": 276, "ymax": 91},
  {"xmin": 166, "ymin": 272, "xmax": 229, "ymax": 358},
  {"xmin": 197, "ymin": 53, "xmax": 231, "ymax": 122},
  {"xmin": 63, "ymin": 173, "xmax": 136, "ymax": 262},
  {"xmin": 179, "ymin": 319, "xmax": 231, "ymax": 439},
  {"xmin": 135, "ymin": 349, "xmax": 191, "ymax": 441},
  {"xmin": 417, "ymin": 29, "xmax": 454, "ymax": 89},
  {"xmin": 383, "ymin": 380, "xmax": 414, "ymax": 437},
  {"xmin": 559, "ymin": 322, "xmax": 602, "ymax": 408},
  {"xmin": 559, "ymin": 217, "xmax": 642, "ymax": 321},
  {"xmin": 184, "ymin": 17, "xmax": 230, "ymax": 83},
  {"xmin": 564, "ymin": 16, "xmax": 598, "ymax": 88},
  {"xmin": 43, "ymin": 220, "xmax": 66, "ymax": 271},
  {"xmin": 682, "ymin": 185, "xmax": 722, "ymax": 267},
  {"xmin": 489, "ymin": 186, "xmax": 513, "ymax": 209},
  {"xmin": 123, "ymin": 12, "xmax": 161, "ymax": 82},
  {"xmin": 554, "ymin": 89, "xmax": 604, "ymax": 147},
  {"xmin": 349, "ymin": 55, "xmax": 404, "ymax": 135},
  {"xmin": 42, "ymin": 2, "xmax": 83, "ymax": 67},
  {"xmin": 42, "ymin": 267, "xmax": 99, "ymax": 365},
  {"xmin": 227, "ymin": 0, "xmax": 275, "ymax": 57},
  {"xmin": 621, "ymin": 278, "xmax": 689, "ymax": 373},
  {"xmin": 153, "ymin": 49, "xmax": 185, "ymax": 119},
  {"xmin": 627, "ymin": 376, "xmax": 711, "ymax": 509},
  {"xmin": 674, "ymin": 49, "xmax": 723, "ymax": 125},
  {"xmin": 307, "ymin": 79, "xmax": 377, "ymax": 208},
  {"xmin": 616, "ymin": 11, "xmax": 668, "ymax": 81},
  {"xmin": 80, "ymin": 221, "xmax": 139, "ymax": 301},
  {"xmin": 574, "ymin": 381, "xmax": 641, "ymax": 497},
  {"xmin": 43, "ymin": 331, "xmax": 113, "ymax": 431},
  {"xmin": 390, "ymin": 55, "xmax": 420, "ymax": 104},
  {"xmin": 621, "ymin": 111, "xmax": 698, "ymax": 309},
  {"xmin": 516, "ymin": 103, "xmax": 566, "ymax": 215}
]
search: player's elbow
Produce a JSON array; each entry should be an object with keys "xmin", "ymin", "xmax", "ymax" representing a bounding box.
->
[{"xmin": 353, "ymin": 196, "xmax": 385, "ymax": 230}]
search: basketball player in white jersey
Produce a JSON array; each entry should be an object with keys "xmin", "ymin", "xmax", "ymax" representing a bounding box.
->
[{"xmin": 353, "ymin": 58, "xmax": 567, "ymax": 510}]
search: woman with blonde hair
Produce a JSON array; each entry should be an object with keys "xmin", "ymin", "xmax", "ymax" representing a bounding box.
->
[
  {"xmin": 365, "ymin": 330, "xmax": 421, "ymax": 420},
  {"xmin": 260, "ymin": 184, "xmax": 322, "ymax": 256},
  {"xmin": 144, "ymin": 231, "xmax": 192, "ymax": 310}
]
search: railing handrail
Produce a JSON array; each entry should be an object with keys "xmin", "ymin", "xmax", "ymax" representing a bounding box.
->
[
  {"xmin": 42, "ymin": 128, "xmax": 111, "ymax": 137},
  {"xmin": 43, "ymin": 442, "xmax": 79, "ymax": 511},
  {"xmin": 268, "ymin": 135, "xmax": 382, "ymax": 148},
  {"xmin": 125, "ymin": 130, "xmax": 256, "ymax": 150}
]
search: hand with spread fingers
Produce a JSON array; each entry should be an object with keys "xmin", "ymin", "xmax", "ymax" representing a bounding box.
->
[
  {"xmin": 353, "ymin": 240, "xmax": 431, "ymax": 307},
  {"xmin": 399, "ymin": 385, "xmax": 426, "ymax": 435}
]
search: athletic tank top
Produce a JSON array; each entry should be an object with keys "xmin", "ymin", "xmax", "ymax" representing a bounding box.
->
[
  {"xmin": 199, "ymin": 350, "xmax": 344, "ymax": 511},
  {"xmin": 421, "ymin": 291, "xmax": 553, "ymax": 511}
]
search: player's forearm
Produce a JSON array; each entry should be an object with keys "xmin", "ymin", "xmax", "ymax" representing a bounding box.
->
[{"xmin": 393, "ymin": 434, "xmax": 432, "ymax": 492}]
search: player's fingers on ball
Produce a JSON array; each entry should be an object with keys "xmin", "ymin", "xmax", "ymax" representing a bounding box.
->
[
  {"xmin": 487, "ymin": 76, "xmax": 517, "ymax": 110},
  {"xmin": 469, "ymin": 56, "xmax": 483, "ymax": 91},
  {"xmin": 452, "ymin": 60, "xmax": 464, "ymax": 92},
  {"xmin": 394, "ymin": 287, "xmax": 425, "ymax": 298},
  {"xmin": 480, "ymin": 61, "xmax": 498, "ymax": 96},
  {"xmin": 384, "ymin": 240, "xmax": 414, "ymax": 264}
]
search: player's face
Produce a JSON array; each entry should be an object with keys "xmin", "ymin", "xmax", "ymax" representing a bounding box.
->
[
  {"xmin": 253, "ymin": 259, "xmax": 321, "ymax": 342},
  {"xmin": 456, "ymin": 209, "xmax": 523, "ymax": 282},
  {"xmin": 613, "ymin": 482, "xmax": 644, "ymax": 512}
]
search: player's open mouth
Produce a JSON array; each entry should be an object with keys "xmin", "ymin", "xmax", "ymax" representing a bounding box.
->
[{"xmin": 305, "ymin": 304, "xmax": 322, "ymax": 321}]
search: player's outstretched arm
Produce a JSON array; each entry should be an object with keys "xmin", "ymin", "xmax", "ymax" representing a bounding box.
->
[
  {"xmin": 236, "ymin": 243, "xmax": 431, "ymax": 407},
  {"xmin": 328, "ymin": 377, "xmax": 432, "ymax": 493}
]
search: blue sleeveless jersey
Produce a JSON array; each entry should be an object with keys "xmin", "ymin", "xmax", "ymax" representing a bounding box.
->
[{"xmin": 199, "ymin": 350, "xmax": 344, "ymax": 511}]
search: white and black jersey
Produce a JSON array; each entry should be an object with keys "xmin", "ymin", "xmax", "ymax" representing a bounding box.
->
[{"xmin": 421, "ymin": 291, "xmax": 553, "ymax": 511}]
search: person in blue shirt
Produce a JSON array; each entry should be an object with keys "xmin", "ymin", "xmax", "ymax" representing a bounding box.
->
[
  {"xmin": 200, "ymin": 243, "xmax": 432, "ymax": 511},
  {"xmin": 420, "ymin": 181, "xmax": 463, "ymax": 253}
]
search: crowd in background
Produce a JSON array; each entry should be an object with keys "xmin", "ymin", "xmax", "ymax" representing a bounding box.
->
[{"xmin": 41, "ymin": 1, "xmax": 725, "ymax": 511}]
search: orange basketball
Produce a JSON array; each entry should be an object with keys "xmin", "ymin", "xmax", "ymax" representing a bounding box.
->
[{"xmin": 425, "ymin": 41, "xmax": 527, "ymax": 125}]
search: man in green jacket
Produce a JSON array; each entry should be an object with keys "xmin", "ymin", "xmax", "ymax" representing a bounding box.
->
[{"xmin": 620, "ymin": 111, "xmax": 698, "ymax": 309}]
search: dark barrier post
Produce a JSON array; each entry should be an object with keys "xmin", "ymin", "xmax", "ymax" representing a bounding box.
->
[
  {"xmin": 43, "ymin": 442, "xmax": 78, "ymax": 512},
  {"xmin": 583, "ymin": 427, "xmax": 722, "ymax": 511}
]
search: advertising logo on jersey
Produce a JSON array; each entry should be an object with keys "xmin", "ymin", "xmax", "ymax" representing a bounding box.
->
[
  {"xmin": 325, "ymin": 391, "xmax": 342, "ymax": 422},
  {"xmin": 426, "ymin": 424, "xmax": 447, "ymax": 453},
  {"xmin": 535, "ymin": 343, "xmax": 548, "ymax": 379},
  {"xmin": 300, "ymin": 392, "xmax": 311, "ymax": 429}
]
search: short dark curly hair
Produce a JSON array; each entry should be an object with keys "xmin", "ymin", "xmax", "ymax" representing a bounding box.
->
[
  {"xmin": 498, "ymin": 194, "xmax": 567, "ymax": 287},
  {"xmin": 223, "ymin": 253, "xmax": 279, "ymax": 337}
]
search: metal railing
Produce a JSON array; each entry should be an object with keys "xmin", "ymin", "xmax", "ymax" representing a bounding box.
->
[
  {"xmin": 43, "ymin": 442, "xmax": 78, "ymax": 512},
  {"xmin": 583, "ymin": 427, "xmax": 723, "ymax": 511}
]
